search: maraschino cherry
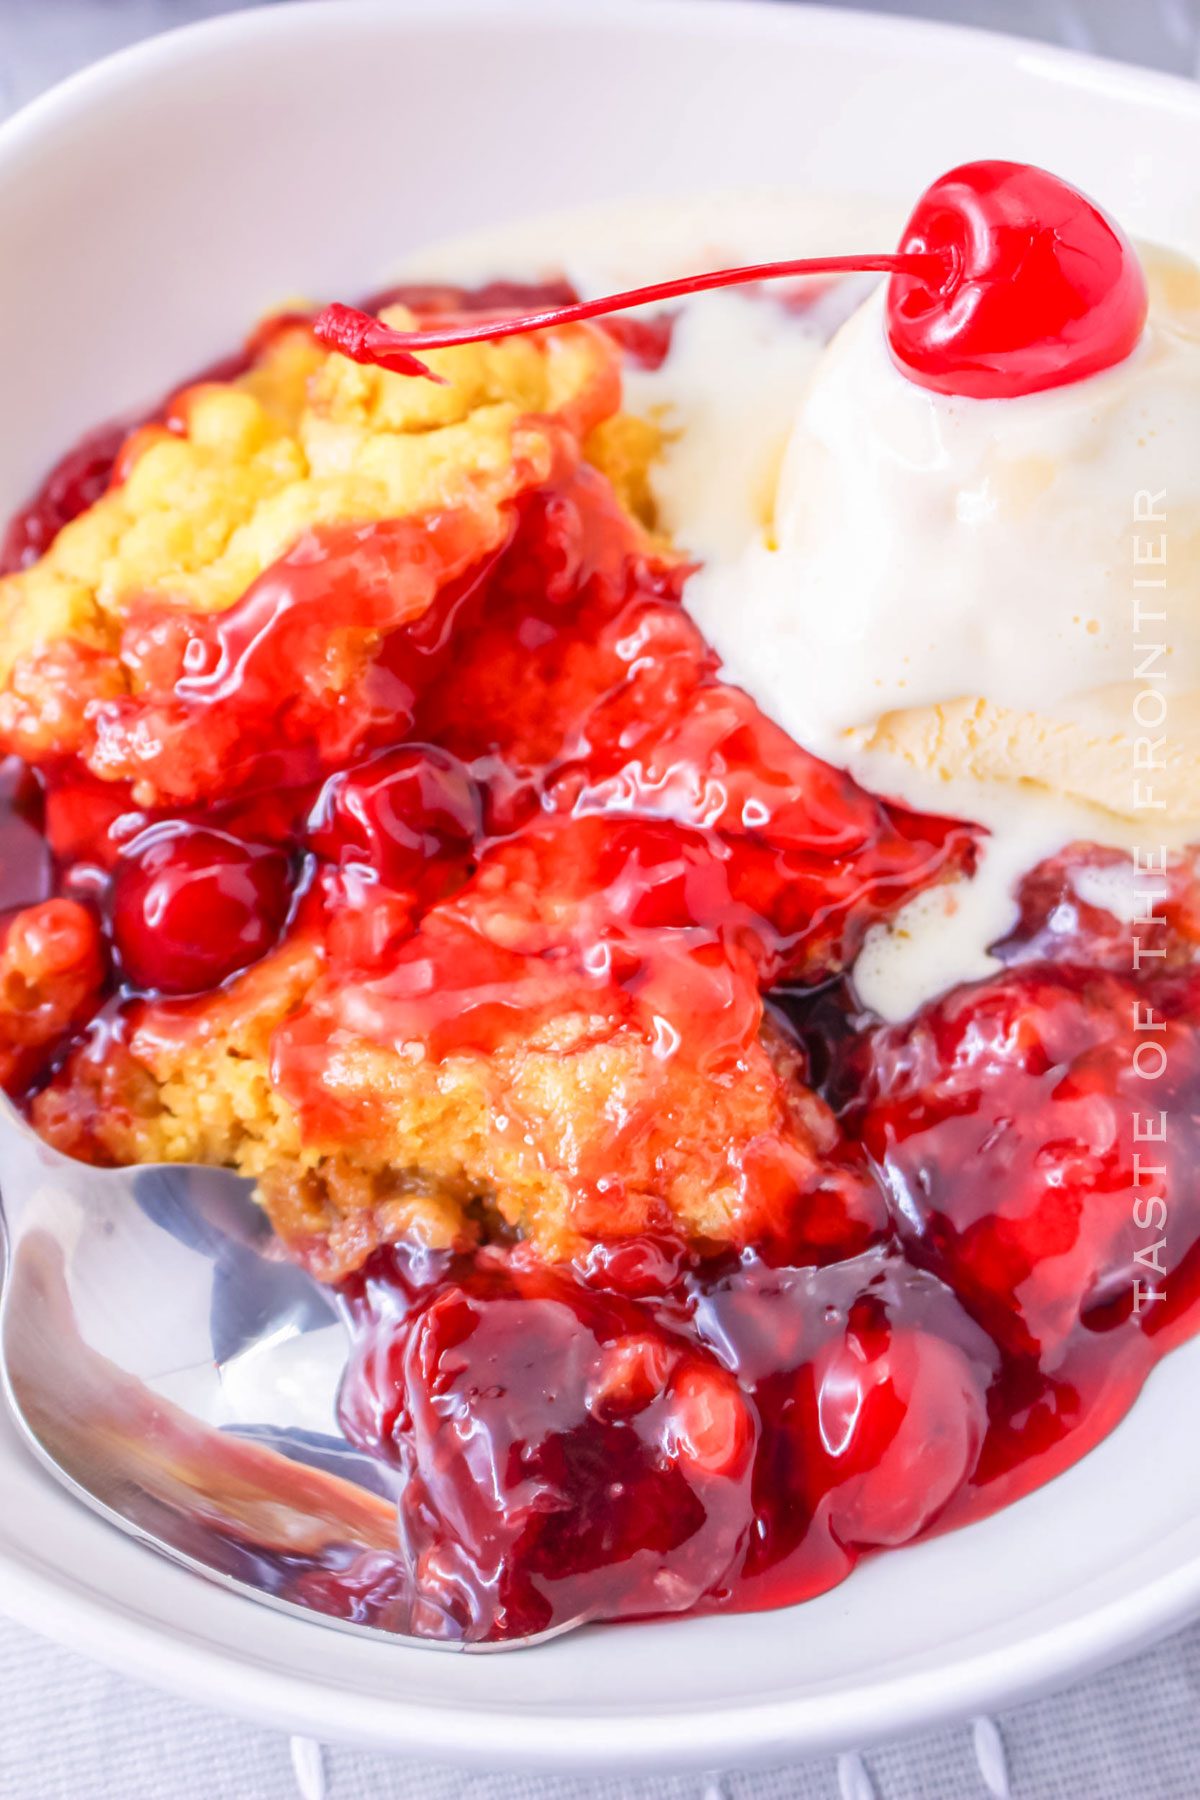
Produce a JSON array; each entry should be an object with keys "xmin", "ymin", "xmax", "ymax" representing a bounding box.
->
[
  {"xmin": 315, "ymin": 161, "xmax": 1147, "ymax": 401},
  {"xmin": 887, "ymin": 161, "xmax": 1148, "ymax": 397}
]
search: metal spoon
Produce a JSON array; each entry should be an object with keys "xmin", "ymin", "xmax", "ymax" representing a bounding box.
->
[{"xmin": 0, "ymin": 1096, "xmax": 576, "ymax": 1651}]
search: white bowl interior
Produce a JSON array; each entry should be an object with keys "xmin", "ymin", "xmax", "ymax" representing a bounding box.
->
[{"xmin": 1, "ymin": 0, "xmax": 1200, "ymax": 1770}]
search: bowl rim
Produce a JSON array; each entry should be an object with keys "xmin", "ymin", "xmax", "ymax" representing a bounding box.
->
[
  {"xmin": 6, "ymin": 0, "xmax": 1200, "ymax": 172},
  {"xmin": 3, "ymin": 0, "xmax": 1200, "ymax": 1771},
  {"xmin": 4, "ymin": 1453, "xmax": 1200, "ymax": 1770}
]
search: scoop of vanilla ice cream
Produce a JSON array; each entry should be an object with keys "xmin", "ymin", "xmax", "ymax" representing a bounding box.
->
[{"xmin": 686, "ymin": 250, "xmax": 1200, "ymax": 829}]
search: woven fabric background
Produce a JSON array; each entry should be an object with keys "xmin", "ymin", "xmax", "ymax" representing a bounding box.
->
[
  {"xmin": 4, "ymin": 1604, "xmax": 1200, "ymax": 1798},
  {"xmin": 3, "ymin": 3, "xmax": 1200, "ymax": 1796}
]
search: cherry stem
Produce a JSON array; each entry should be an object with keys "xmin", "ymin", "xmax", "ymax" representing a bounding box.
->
[{"xmin": 314, "ymin": 250, "xmax": 951, "ymax": 378}]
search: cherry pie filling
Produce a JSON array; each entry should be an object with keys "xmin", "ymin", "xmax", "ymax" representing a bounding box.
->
[{"xmin": 1, "ymin": 282, "xmax": 1197, "ymax": 1644}]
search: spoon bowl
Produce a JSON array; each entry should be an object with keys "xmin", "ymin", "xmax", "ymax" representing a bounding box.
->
[{"xmin": 0, "ymin": 1097, "xmax": 573, "ymax": 1653}]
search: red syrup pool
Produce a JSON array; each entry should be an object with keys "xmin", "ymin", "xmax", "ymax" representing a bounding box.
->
[{"xmin": 2, "ymin": 296, "xmax": 1199, "ymax": 1644}]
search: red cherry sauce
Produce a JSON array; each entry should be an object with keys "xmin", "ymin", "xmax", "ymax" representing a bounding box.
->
[{"xmin": 2, "ymin": 287, "xmax": 1197, "ymax": 1644}]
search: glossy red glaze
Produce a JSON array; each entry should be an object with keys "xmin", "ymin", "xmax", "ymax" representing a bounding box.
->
[
  {"xmin": 360, "ymin": 278, "xmax": 582, "ymax": 319},
  {"xmin": 0, "ymin": 756, "xmax": 51, "ymax": 913},
  {"xmin": 595, "ymin": 312, "xmax": 676, "ymax": 370},
  {"xmin": 329, "ymin": 1240, "xmax": 984, "ymax": 1637},
  {"xmin": 308, "ymin": 745, "xmax": 480, "ymax": 895},
  {"xmin": 0, "ymin": 896, "xmax": 106, "ymax": 1093},
  {"xmin": 110, "ymin": 824, "xmax": 292, "ymax": 995},
  {"xmin": 339, "ymin": 1249, "xmax": 760, "ymax": 1639},
  {"xmin": 861, "ymin": 964, "xmax": 1200, "ymax": 1359}
]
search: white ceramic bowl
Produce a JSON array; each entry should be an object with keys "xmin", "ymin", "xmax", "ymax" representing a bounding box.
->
[{"xmin": 3, "ymin": 0, "xmax": 1200, "ymax": 1774}]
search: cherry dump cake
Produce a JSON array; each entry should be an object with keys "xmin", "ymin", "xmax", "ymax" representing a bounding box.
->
[{"xmin": 1, "ymin": 162, "xmax": 1198, "ymax": 1642}]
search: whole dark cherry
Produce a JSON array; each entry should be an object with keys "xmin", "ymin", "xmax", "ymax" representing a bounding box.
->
[
  {"xmin": 315, "ymin": 160, "xmax": 1147, "ymax": 402},
  {"xmin": 340, "ymin": 1253, "xmax": 756, "ymax": 1640},
  {"xmin": 308, "ymin": 745, "xmax": 480, "ymax": 892},
  {"xmin": 803, "ymin": 1312, "xmax": 987, "ymax": 1547},
  {"xmin": 110, "ymin": 823, "xmax": 292, "ymax": 995}
]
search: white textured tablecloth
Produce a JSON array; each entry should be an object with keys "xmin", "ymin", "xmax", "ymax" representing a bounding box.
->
[
  {"xmin": 4, "ymin": 1605, "xmax": 1200, "ymax": 1799},
  {"xmin": 4, "ymin": 4, "xmax": 1200, "ymax": 1796}
]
